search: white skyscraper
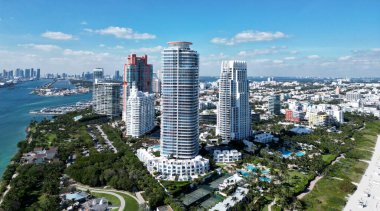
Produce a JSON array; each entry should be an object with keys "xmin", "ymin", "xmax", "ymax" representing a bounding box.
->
[
  {"xmin": 217, "ymin": 60, "xmax": 251, "ymax": 143},
  {"xmin": 125, "ymin": 85, "xmax": 155, "ymax": 137},
  {"xmin": 160, "ymin": 41, "xmax": 200, "ymax": 159},
  {"xmin": 136, "ymin": 41, "xmax": 209, "ymax": 181}
]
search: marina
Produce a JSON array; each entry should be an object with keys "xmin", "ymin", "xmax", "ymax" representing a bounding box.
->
[
  {"xmin": 29, "ymin": 101, "xmax": 92, "ymax": 115},
  {"xmin": 31, "ymin": 79, "xmax": 90, "ymax": 96}
]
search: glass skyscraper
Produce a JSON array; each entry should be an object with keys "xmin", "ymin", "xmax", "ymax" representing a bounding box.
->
[{"xmin": 160, "ymin": 41, "xmax": 199, "ymax": 159}]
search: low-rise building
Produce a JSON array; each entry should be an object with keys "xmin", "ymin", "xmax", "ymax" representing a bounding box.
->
[
  {"xmin": 253, "ymin": 133, "xmax": 278, "ymax": 144},
  {"xmin": 137, "ymin": 148, "xmax": 209, "ymax": 181},
  {"xmin": 21, "ymin": 147, "xmax": 58, "ymax": 164},
  {"xmin": 213, "ymin": 150, "xmax": 242, "ymax": 163},
  {"xmin": 218, "ymin": 173, "xmax": 244, "ymax": 191}
]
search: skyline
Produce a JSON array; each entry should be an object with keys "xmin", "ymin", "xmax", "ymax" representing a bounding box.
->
[{"xmin": 0, "ymin": 0, "xmax": 380, "ymax": 77}]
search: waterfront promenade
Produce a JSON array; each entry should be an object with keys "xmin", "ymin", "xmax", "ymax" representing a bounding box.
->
[{"xmin": 344, "ymin": 135, "xmax": 380, "ymax": 210}]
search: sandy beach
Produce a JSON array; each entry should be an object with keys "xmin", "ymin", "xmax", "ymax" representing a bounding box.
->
[{"xmin": 344, "ymin": 135, "xmax": 380, "ymax": 210}]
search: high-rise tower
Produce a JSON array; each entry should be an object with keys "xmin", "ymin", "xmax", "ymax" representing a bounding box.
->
[
  {"xmin": 126, "ymin": 54, "xmax": 153, "ymax": 93},
  {"xmin": 160, "ymin": 41, "xmax": 199, "ymax": 159},
  {"xmin": 217, "ymin": 60, "xmax": 251, "ymax": 143}
]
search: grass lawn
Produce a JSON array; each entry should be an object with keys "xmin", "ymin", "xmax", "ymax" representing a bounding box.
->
[
  {"xmin": 302, "ymin": 121, "xmax": 380, "ymax": 210},
  {"xmin": 46, "ymin": 133, "xmax": 57, "ymax": 142},
  {"xmin": 327, "ymin": 158, "xmax": 368, "ymax": 183},
  {"xmin": 302, "ymin": 177, "xmax": 355, "ymax": 211},
  {"xmin": 322, "ymin": 154, "xmax": 336, "ymax": 164},
  {"xmin": 160, "ymin": 180, "xmax": 191, "ymax": 196},
  {"xmin": 287, "ymin": 170, "xmax": 313, "ymax": 194},
  {"xmin": 113, "ymin": 192, "xmax": 139, "ymax": 211},
  {"xmin": 92, "ymin": 192, "xmax": 121, "ymax": 206}
]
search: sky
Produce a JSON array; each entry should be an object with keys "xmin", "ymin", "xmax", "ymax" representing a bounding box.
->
[{"xmin": 0, "ymin": 0, "xmax": 379, "ymax": 77}]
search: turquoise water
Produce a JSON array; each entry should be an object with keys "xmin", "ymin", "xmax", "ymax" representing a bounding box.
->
[
  {"xmin": 247, "ymin": 165, "xmax": 257, "ymax": 172},
  {"xmin": 261, "ymin": 169, "xmax": 269, "ymax": 174},
  {"xmin": 279, "ymin": 149, "xmax": 293, "ymax": 158},
  {"xmin": 259, "ymin": 176, "xmax": 271, "ymax": 183},
  {"xmin": 149, "ymin": 145, "xmax": 160, "ymax": 149},
  {"xmin": 296, "ymin": 151, "xmax": 306, "ymax": 157},
  {"xmin": 238, "ymin": 170, "xmax": 250, "ymax": 177},
  {"xmin": 0, "ymin": 79, "xmax": 91, "ymax": 176}
]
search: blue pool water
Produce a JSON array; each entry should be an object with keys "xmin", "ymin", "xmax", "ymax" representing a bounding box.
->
[
  {"xmin": 259, "ymin": 176, "xmax": 271, "ymax": 183},
  {"xmin": 280, "ymin": 149, "xmax": 293, "ymax": 158},
  {"xmin": 296, "ymin": 151, "xmax": 306, "ymax": 157},
  {"xmin": 261, "ymin": 169, "xmax": 269, "ymax": 174},
  {"xmin": 149, "ymin": 145, "xmax": 160, "ymax": 149},
  {"xmin": 247, "ymin": 165, "xmax": 257, "ymax": 172},
  {"xmin": 239, "ymin": 170, "xmax": 250, "ymax": 177}
]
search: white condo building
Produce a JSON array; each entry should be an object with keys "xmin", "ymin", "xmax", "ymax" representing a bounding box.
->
[
  {"xmin": 217, "ymin": 60, "xmax": 251, "ymax": 143},
  {"xmin": 160, "ymin": 41, "xmax": 200, "ymax": 159},
  {"xmin": 125, "ymin": 85, "xmax": 155, "ymax": 137},
  {"xmin": 136, "ymin": 41, "xmax": 209, "ymax": 181}
]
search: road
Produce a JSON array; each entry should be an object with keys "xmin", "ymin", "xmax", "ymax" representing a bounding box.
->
[
  {"xmin": 74, "ymin": 183, "xmax": 145, "ymax": 209},
  {"xmin": 96, "ymin": 125, "xmax": 118, "ymax": 153}
]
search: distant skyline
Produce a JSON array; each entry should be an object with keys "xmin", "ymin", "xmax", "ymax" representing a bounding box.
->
[{"xmin": 0, "ymin": 0, "xmax": 379, "ymax": 77}]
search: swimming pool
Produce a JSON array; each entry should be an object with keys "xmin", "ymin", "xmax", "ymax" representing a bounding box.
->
[
  {"xmin": 239, "ymin": 170, "xmax": 250, "ymax": 177},
  {"xmin": 261, "ymin": 169, "xmax": 269, "ymax": 174},
  {"xmin": 149, "ymin": 145, "xmax": 160, "ymax": 149},
  {"xmin": 247, "ymin": 165, "xmax": 257, "ymax": 172},
  {"xmin": 296, "ymin": 151, "xmax": 306, "ymax": 157},
  {"xmin": 279, "ymin": 149, "xmax": 292, "ymax": 158},
  {"xmin": 259, "ymin": 176, "xmax": 271, "ymax": 183}
]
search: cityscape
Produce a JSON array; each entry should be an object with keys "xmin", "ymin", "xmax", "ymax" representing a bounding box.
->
[{"xmin": 0, "ymin": 1, "xmax": 380, "ymax": 211}]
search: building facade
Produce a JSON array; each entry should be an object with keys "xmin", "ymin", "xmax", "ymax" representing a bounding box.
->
[
  {"xmin": 160, "ymin": 41, "xmax": 200, "ymax": 159},
  {"xmin": 93, "ymin": 68, "xmax": 104, "ymax": 82},
  {"xmin": 126, "ymin": 54, "xmax": 153, "ymax": 93},
  {"xmin": 125, "ymin": 85, "xmax": 155, "ymax": 137},
  {"xmin": 93, "ymin": 82, "xmax": 121, "ymax": 117},
  {"xmin": 137, "ymin": 148, "xmax": 209, "ymax": 181},
  {"xmin": 213, "ymin": 150, "xmax": 242, "ymax": 163},
  {"xmin": 217, "ymin": 60, "xmax": 251, "ymax": 143},
  {"xmin": 268, "ymin": 94, "xmax": 281, "ymax": 115}
]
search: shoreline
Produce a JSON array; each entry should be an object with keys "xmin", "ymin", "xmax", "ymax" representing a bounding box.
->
[{"xmin": 344, "ymin": 135, "xmax": 380, "ymax": 210}]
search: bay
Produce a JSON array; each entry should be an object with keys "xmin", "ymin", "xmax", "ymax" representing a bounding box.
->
[{"xmin": 0, "ymin": 79, "xmax": 91, "ymax": 176}]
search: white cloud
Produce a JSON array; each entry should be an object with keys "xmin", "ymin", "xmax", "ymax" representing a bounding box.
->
[
  {"xmin": 338, "ymin": 56, "xmax": 351, "ymax": 61},
  {"xmin": 272, "ymin": 60, "xmax": 284, "ymax": 64},
  {"xmin": 99, "ymin": 44, "xmax": 106, "ymax": 48},
  {"xmin": 18, "ymin": 43, "xmax": 61, "ymax": 51},
  {"xmin": 307, "ymin": 55, "xmax": 320, "ymax": 59},
  {"xmin": 63, "ymin": 49, "xmax": 95, "ymax": 56},
  {"xmin": 41, "ymin": 31, "xmax": 75, "ymax": 40},
  {"xmin": 284, "ymin": 56, "xmax": 296, "ymax": 60},
  {"xmin": 113, "ymin": 45, "xmax": 124, "ymax": 49},
  {"xmin": 89, "ymin": 26, "xmax": 156, "ymax": 40},
  {"xmin": 238, "ymin": 46, "xmax": 287, "ymax": 57},
  {"xmin": 211, "ymin": 30, "xmax": 287, "ymax": 45},
  {"xmin": 130, "ymin": 45, "xmax": 163, "ymax": 53},
  {"xmin": 80, "ymin": 21, "xmax": 88, "ymax": 25}
]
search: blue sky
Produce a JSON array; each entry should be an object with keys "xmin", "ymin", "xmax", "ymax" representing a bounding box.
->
[{"xmin": 0, "ymin": 0, "xmax": 379, "ymax": 77}]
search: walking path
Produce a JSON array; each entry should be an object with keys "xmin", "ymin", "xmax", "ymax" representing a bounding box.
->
[
  {"xmin": 74, "ymin": 183, "xmax": 144, "ymax": 207},
  {"xmin": 344, "ymin": 135, "xmax": 380, "ymax": 211},
  {"xmin": 297, "ymin": 153, "xmax": 345, "ymax": 199},
  {"xmin": 0, "ymin": 173, "xmax": 18, "ymax": 205}
]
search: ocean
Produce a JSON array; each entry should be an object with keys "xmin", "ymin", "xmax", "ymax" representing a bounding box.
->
[{"xmin": 0, "ymin": 79, "xmax": 91, "ymax": 176}]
